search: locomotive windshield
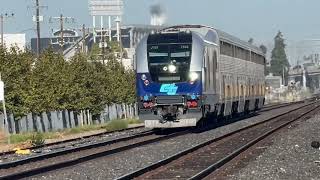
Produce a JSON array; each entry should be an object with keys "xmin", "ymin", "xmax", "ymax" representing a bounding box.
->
[{"xmin": 147, "ymin": 33, "xmax": 192, "ymax": 83}]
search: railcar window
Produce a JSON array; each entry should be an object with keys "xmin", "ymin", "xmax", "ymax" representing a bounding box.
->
[
  {"xmin": 147, "ymin": 43, "xmax": 192, "ymax": 83},
  {"xmin": 252, "ymin": 53, "xmax": 259, "ymax": 64},
  {"xmin": 235, "ymin": 47, "xmax": 247, "ymax": 60},
  {"xmin": 171, "ymin": 52, "xmax": 190, "ymax": 57},
  {"xmin": 245, "ymin": 50, "xmax": 250, "ymax": 61},
  {"xmin": 149, "ymin": 52, "xmax": 169, "ymax": 57},
  {"xmin": 220, "ymin": 41, "xmax": 264, "ymax": 64},
  {"xmin": 220, "ymin": 41, "xmax": 233, "ymax": 57},
  {"xmin": 251, "ymin": 53, "xmax": 255, "ymax": 63}
]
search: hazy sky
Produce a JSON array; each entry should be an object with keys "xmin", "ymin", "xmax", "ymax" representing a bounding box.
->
[{"xmin": 2, "ymin": 0, "xmax": 320, "ymax": 63}]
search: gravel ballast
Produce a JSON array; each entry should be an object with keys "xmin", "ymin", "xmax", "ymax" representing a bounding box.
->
[
  {"xmin": 0, "ymin": 126, "xmax": 146, "ymax": 163},
  {"xmin": 223, "ymin": 114, "xmax": 320, "ymax": 180},
  {"xmin": 27, "ymin": 103, "xmax": 310, "ymax": 180}
]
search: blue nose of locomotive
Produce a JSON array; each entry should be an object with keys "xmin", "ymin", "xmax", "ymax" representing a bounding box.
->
[{"xmin": 137, "ymin": 73, "xmax": 202, "ymax": 97}]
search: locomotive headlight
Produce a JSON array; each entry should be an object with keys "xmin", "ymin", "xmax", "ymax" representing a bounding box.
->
[
  {"xmin": 163, "ymin": 66, "xmax": 168, "ymax": 71},
  {"xmin": 189, "ymin": 72, "xmax": 199, "ymax": 81},
  {"xmin": 168, "ymin": 64, "xmax": 176, "ymax": 73},
  {"xmin": 141, "ymin": 74, "xmax": 147, "ymax": 81}
]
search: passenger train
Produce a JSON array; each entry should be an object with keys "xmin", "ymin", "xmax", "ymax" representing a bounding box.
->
[{"xmin": 135, "ymin": 25, "xmax": 266, "ymax": 128}]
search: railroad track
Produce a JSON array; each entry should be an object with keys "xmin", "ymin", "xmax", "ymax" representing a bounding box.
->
[
  {"xmin": 0, "ymin": 127, "xmax": 190, "ymax": 180},
  {"xmin": 117, "ymin": 100, "xmax": 319, "ymax": 180},
  {"xmin": 0, "ymin": 100, "xmax": 309, "ymax": 179},
  {"xmin": 0, "ymin": 101, "xmax": 295, "ymax": 158},
  {"xmin": 259, "ymin": 100, "xmax": 303, "ymax": 112},
  {"xmin": 0, "ymin": 125, "xmax": 145, "ymax": 157}
]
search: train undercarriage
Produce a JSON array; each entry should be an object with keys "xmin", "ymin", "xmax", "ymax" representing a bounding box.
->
[{"xmin": 139, "ymin": 95, "xmax": 265, "ymax": 129}]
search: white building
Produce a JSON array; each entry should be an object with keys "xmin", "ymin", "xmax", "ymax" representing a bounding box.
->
[{"xmin": 1, "ymin": 34, "xmax": 26, "ymax": 51}]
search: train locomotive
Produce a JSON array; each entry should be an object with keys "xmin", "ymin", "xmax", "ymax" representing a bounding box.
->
[{"xmin": 135, "ymin": 25, "xmax": 266, "ymax": 128}]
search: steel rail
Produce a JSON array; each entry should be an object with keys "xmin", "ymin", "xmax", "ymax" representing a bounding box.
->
[
  {"xmin": 0, "ymin": 128, "xmax": 153, "ymax": 169},
  {"xmin": 116, "ymin": 101, "xmax": 317, "ymax": 180},
  {"xmin": 259, "ymin": 101, "xmax": 303, "ymax": 112},
  {"xmin": 1, "ymin": 100, "xmax": 315, "ymax": 179},
  {"xmin": 0, "ymin": 130, "xmax": 189, "ymax": 180},
  {"xmin": 0, "ymin": 125, "xmax": 144, "ymax": 156},
  {"xmin": 190, "ymin": 103, "xmax": 320, "ymax": 179},
  {"xmin": 0, "ymin": 100, "xmax": 302, "ymax": 157}
]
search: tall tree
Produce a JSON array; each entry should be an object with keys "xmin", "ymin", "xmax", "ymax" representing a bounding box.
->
[
  {"xmin": 259, "ymin": 44, "xmax": 267, "ymax": 55},
  {"xmin": 248, "ymin": 38, "xmax": 254, "ymax": 44},
  {"xmin": 270, "ymin": 31, "xmax": 290, "ymax": 83},
  {"xmin": 29, "ymin": 49, "xmax": 69, "ymax": 113},
  {"xmin": 0, "ymin": 47, "xmax": 34, "ymax": 118}
]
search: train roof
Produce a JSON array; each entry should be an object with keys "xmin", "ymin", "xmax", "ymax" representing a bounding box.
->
[{"xmin": 161, "ymin": 25, "xmax": 265, "ymax": 56}]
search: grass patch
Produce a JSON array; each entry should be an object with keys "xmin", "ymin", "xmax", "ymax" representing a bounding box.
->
[
  {"xmin": 31, "ymin": 132, "xmax": 45, "ymax": 146},
  {"xmin": 126, "ymin": 118, "xmax": 143, "ymax": 125},
  {"xmin": 4, "ymin": 118, "xmax": 137, "ymax": 145},
  {"xmin": 105, "ymin": 119, "xmax": 128, "ymax": 131},
  {"xmin": 0, "ymin": 129, "xmax": 7, "ymax": 143},
  {"xmin": 9, "ymin": 132, "xmax": 59, "ymax": 144},
  {"xmin": 66, "ymin": 124, "xmax": 106, "ymax": 135}
]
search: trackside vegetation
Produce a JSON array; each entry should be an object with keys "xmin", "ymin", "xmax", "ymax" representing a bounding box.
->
[
  {"xmin": 0, "ymin": 43, "xmax": 135, "ymax": 120},
  {"xmin": 8, "ymin": 118, "xmax": 141, "ymax": 145}
]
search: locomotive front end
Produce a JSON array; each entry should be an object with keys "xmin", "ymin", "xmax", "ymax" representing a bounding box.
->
[{"xmin": 136, "ymin": 31, "xmax": 203, "ymax": 128}]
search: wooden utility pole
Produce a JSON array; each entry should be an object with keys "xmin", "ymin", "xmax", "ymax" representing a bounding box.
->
[
  {"xmin": 30, "ymin": 0, "xmax": 46, "ymax": 56},
  {"xmin": 82, "ymin": 24, "xmax": 86, "ymax": 53},
  {"xmin": 60, "ymin": 14, "xmax": 64, "ymax": 53},
  {"xmin": 35, "ymin": 0, "xmax": 41, "ymax": 57},
  {"xmin": 0, "ymin": 15, "xmax": 3, "ymax": 47}
]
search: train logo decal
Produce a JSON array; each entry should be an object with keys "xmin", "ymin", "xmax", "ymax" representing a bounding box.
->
[{"xmin": 160, "ymin": 84, "xmax": 178, "ymax": 95}]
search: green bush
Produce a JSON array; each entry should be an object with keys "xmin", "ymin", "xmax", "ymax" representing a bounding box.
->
[
  {"xmin": 31, "ymin": 132, "xmax": 45, "ymax": 147},
  {"xmin": 9, "ymin": 134, "xmax": 34, "ymax": 144},
  {"xmin": 105, "ymin": 119, "xmax": 128, "ymax": 131},
  {"xmin": 9, "ymin": 132, "xmax": 57, "ymax": 144},
  {"xmin": 0, "ymin": 46, "xmax": 136, "ymax": 119}
]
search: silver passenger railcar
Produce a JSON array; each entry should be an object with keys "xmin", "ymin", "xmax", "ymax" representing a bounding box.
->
[{"xmin": 135, "ymin": 25, "xmax": 266, "ymax": 128}]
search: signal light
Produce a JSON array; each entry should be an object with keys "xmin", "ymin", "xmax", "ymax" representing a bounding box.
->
[
  {"xmin": 143, "ymin": 102, "xmax": 154, "ymax": 108},
  {"xmin": 187, "ymin": 101, "xmax": 192, "ymax": 107},
  {"xmin": 168, "ymin": 64, "xmax": 176, "ymax": 73},
  {"xmin": 189, "ymin": 72, "xmax": 199, "ymax": 82},
  {"xmin": 187, "ymin": 100, "xmax": 198, "ymax": 108},
  {"xmin": 191, "ymin": 101, "xmax": 198, "ymax": 107},
  {"xmin": 144, "ymin": 80, "xmax": 150, "ymax": 86}
]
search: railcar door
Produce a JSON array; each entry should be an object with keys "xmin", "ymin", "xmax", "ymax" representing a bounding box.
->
[
  {"xmin": 203, "ymin": 46, "xmax": 219, "ymax": 110},
  {"xmin": 203, "ymin": 48, "xmax": 210, "ymax": 92},
  {"xmin": 210, "ymin": 48, "xmax": 218, "ymax": 92}
]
